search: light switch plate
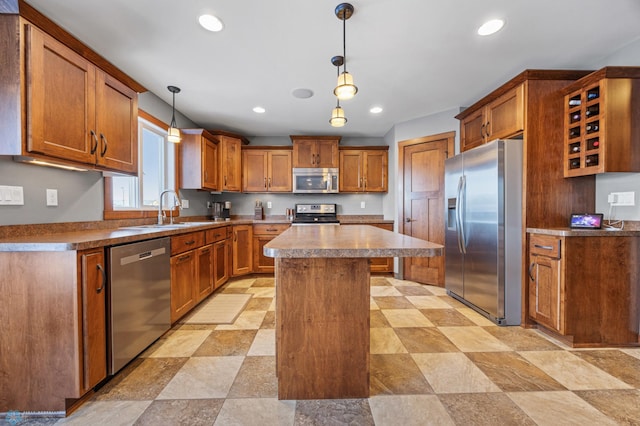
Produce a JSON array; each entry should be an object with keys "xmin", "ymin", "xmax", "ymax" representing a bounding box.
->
[
  {"xmin": 46, "ymin": 188, "xmax": 58, "ymax": 206},
  {"xmin": 0, "ymin": 185, "xmax": 24, "ymax": 205}
]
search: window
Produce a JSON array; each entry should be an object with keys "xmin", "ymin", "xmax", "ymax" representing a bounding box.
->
[{"xmin": 104, "ymin": 110, "xmax": 178, "ymax": 219}]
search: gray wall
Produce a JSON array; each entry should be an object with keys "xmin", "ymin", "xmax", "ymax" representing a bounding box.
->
[{"xmin": 589, "ymin": 37, "xmax": 640, "ymax": 222}]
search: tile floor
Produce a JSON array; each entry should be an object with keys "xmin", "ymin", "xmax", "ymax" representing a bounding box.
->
[{"xmin": 6, "ymin": 275, "xmax": 640, "ymax": 425}]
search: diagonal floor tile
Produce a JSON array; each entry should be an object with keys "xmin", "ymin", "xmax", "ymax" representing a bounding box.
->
[
  {"xmin": 370, "ymin": 310, "xmax": 391, "ymax": 328},
  {"xmin": 227, "ymin": 356, "xmax": 277, "ymax": 398},
  {"xmin": 405, "ymin": 295, "xmax": 452, "ymax": 309},
  {"xmin": 215, "ymin": 398, "xmax": 296, "ymax": 426},
  {"xmin": 294, "ymin": 399, "xmax": 374, "ymax": 425},
  {"xmin": 395, "ymin": 327, "xmax": 459, "ymax": 353},
  {"xmin": 508, "ymin": 391, "xmax": 618, "ymax": 425},
  {"xmin": 247, "ymin": 329, "xmax": 275, "ymax": 356},
  {"xmin": 157, "ymin": 356, "xmax": 244, "ymax": 399},
  {"xmin": 192, "ymin": 330, "xmax": 257, "ymax": 357},
  {"xmin": 465, "ymin": 352, "xmax": 566, "ymax": 392},
  {"xmin": 373, "ymin": 296, "xmax": 414, "ymax": 309},
  {"xmin": 419, "ymin": 308, "xmax": 476, "ymax": 326},
  {"xmin": 438, "ymin": 326, "xmax": 512, "ymax": 352},
  {"xmin": 146, "ymin": 330, "xmax": 211, "ymax": 358},
  {"xmin": 370, "ymin": 286, "xmax": 403, "ymax": 297},
  {"xmin": 438, "ymin": 393, "xmax": 536, "ymax": 426},
  {"xmin": 571, "ymin": 349, "xmax": 640, "ymax": 387},
  {"xmin": 455, "ymin": 307, "xmax": 497, "ymax": 326},
  {"xmin": 381, "ymin": 309, "xmax": 433, "ymax": 327},
  {"xmin": 483, "ymin": 327, "xmax": 562, "ymax": 351},
  {"xmin": 412, "ymin": 353, "xmax": 501, "ymax": 394},
  {"xmin": 370, "ymin": 328, "xmax": 408, "ymax": 354},
  {"xmin": 369, "ymin": 395, "xmax": 453, "ymax": 426},
  {"xmin": 134, "ymin": 399, "xmax": 224, "ymax": 426},
  {"xmin": 215, "ymin": 310, "xmax": 267, "ymax": 330},
  {"xmin": 395, "ymin": 286, "xmax": 434, "ymax": 296},
  {"xmin": 574, "ymin": 389, "xmax": 640, "ymax": 425},
  {"xmin": 519, "ymin": 350, "xmax": 633, "ymax": 390},
  {"xmin": 56, "ymin": 401, "xmax": 151, "ymax": 425},
  {"xmin": 370, "ymin": 354, "xmax": 434, "ymax": 396}
]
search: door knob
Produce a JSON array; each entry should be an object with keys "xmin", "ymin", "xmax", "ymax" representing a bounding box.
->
[{"xmin": 405, "ymin": 218, "xmax": 413, "ymax": 222}]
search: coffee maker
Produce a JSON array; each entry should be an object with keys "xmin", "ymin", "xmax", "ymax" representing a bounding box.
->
[{"xmin": 210, "ymin": 201, "xmax": 231, "ymax": 221}]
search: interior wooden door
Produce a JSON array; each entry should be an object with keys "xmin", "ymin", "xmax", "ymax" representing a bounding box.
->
[{"xmin": 398, "ymin": 132, "xmax": 454, "ymax": 286}]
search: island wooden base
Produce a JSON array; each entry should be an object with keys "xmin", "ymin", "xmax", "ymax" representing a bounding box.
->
[{"xmin": 275, "ymin": 257, "xmax": 370, "ymax": 399}]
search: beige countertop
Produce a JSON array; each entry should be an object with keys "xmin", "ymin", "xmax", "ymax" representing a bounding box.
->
[
  {"xmin": 264, "ymin": 224, "xmax": 443, "ymax": 258},
  {"xmin": 0, "ymin": 216, "xmax": 394, "ymax": 252},
  {"xmin": 527, "ymin": 227, "xmax": 640, "ymax": 237}
]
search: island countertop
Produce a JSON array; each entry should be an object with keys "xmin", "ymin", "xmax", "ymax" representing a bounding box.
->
[{"xmin": 264, "ymin": 224, "xmax": 443, "ymax": 258}]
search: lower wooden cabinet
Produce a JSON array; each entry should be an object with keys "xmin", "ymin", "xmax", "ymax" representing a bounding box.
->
[
  {"xmin": 232, "ymin": 224, "xmax": 253, "ymax": 276},
  {"xmin": 196, "ymin": 245, "xmax": 214, "ymax": 302},
  {"xmin": 528, "ymin": 232, "xmax": 640, "ymax": 346},
  {"xmin": 207, "ymin": 226, "xmax": 230, "ymax": 289},
  {"xmin": 253, "ymin": 223, "xmax": 290, "ymax": 273},
  {"xmin": 0, "ymin": 248, "xmax": 108, "ymax": 413},
  {"xmin": 170, "ymin": 231, "xmax": 204, "ymax": 323}
]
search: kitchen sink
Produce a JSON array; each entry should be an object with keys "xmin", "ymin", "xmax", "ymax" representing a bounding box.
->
[{"xmin": 119, "ymin": 222, "xmax": 215, "ymax": 231}]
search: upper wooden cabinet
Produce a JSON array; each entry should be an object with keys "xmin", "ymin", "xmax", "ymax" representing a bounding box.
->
[
  {"xmin": 562, "ymin": 67, "xmax": 640, "ymax": 177},
  {"xmin": 180, "ymin": 129, "xmax": 219, "ymax": 191},
  {"xmin": 339, "ymin": 147, "xmax": 388, "ymax": 192},
  {"xmin": 290, "ymin": 136, "xmax": 340, "ymax": 168},
  {"xmin": 208, "ymin": 131, "xmax": 249, "ymax": 192},
  {"xmin": 242, "ymin": 147, "xmax": 292, "ymax": 192},
  {"xmin": 0, "ymin": 13, "xmax": 142, "ymax": 174},
  {"xmin": 457, "ymin": 85, "xmax": 524, "ymax": 151}
]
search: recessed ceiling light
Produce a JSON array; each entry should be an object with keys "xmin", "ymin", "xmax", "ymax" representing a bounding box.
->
[
  {"xmin": 253, "ymin": 106, "xmax": 266, "ymax": 114},
  {"xmin": 477, "ymin": 19, "xmax": 504, "ymax": 36},
  {"xmin": 370, "ymin": 106, "xmax": 383, "ymax": 114},
  {"xmin": 199, "ymin": 14, "xmax": 224, "ymax": 32},
  {"xmin": 291, "ymin": 88, "xmax": 314, "ymax": 99}
]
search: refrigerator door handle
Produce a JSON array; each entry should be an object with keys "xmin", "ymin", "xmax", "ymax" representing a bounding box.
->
[{"xmin": 457, "ymin": 175, "xmax": 467, "ymax": 254}]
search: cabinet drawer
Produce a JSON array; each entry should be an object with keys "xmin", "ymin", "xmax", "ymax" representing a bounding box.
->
[
  {"xmin": 171, "ymin": 231, "xmax": 205, "ymax": 255},
  {"xmin": 253, "ymin": 223, "xmax": 290, "ymax": 235},
  {"xmin": 205, "ymin": 226, "xmax": 228, "ymax": 244},
  {"xmin": 529, "ymin": 235, "xmax": 561, "ymax": 259}
]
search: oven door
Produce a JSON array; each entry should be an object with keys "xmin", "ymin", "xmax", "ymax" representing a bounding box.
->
[{"xmin": 292, "ymin": 168, "xmax": 339, "ymax": 193}]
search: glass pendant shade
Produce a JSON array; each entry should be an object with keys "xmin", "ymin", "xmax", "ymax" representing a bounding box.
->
[
  {"xmin": 329, "ymin": 105, "xmax": 347, "ymax": 127},
  {"xmin": 167, "ymin": 126, "xmax": 181, "ymax": 143},
  {"xmin": 334, "ymin": 71, "xmax": 358, "ymax": 100}
]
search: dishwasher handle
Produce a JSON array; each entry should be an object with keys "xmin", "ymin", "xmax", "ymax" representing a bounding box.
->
[{"xmin": 119, "ymin": 246, "xmax": 168, "ymax": 266}]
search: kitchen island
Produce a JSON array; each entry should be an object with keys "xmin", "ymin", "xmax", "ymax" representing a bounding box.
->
[{"xmin": 263, "ymin": 224, "xmax": 443, "ymax": 400}]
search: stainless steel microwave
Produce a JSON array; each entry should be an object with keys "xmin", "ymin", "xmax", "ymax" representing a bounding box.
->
[{"xmin": 292, "ymin": 168, "xmax": 339, "ymax": 193}]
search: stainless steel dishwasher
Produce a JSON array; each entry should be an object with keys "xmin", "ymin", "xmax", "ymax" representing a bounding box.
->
[{"xmin": 108, "ymin": 237, "xmax": 171, "ymax": 374}]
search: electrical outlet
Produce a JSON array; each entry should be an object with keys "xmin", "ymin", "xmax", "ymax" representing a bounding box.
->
[
  {"xmin": 609, "ymin": 191, "xmax": 635, "ymax": 206},
  {"xmin": 360, "ymin": 201, "xmax": 366, "ymax": 209},
  {"xmin": 181, "ymin": 199, "xmax": 189, "ymax": 208},
  {"xmin": 267, "ymin": 201, "xmax": 272, "ymax": 209}
]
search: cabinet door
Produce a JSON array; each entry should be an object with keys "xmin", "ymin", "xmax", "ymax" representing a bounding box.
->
[
  {"xmin": 220, "ymin": 136, "xmax": 242, "ymax": 191},
  {"xmin": 243, "ymin": 150, "xmax": 268, "ymax": 192},
  {"xmin": 486, "ymin": 84, "xmax": 524, "ymax": 141},
  {"xmin": 460, "ymin": 108, "xmax": 485, "ymax": 152},
  {"xmin": 316, "ymin": 140, "xmax": 339, "ymax": 168},
  {"xmin": 203, "ymin": 138, "xmax": 219, "ymax": 190},
  {"xmin": 268, "ymin": 150, "xmax": 292, "ymax": 192},
  {"xmin": 292, "ymin": 140, "xmax": 316, "ymax": 167},
  {"xmin": 363, "ymin": 151, "xmax": 388, "ymax": 192},
  {"xmin": 232, "ymin": 225, "xmax": 253, "ymax": 276},
  {"xmin": 94, "ymin": 70, "xmax": 138, "ymax": 174},
  {"xmin": 26, "ymin": 24, "xmax": 96, "ymax": 164},
  {"xmin": 196, "ymin": 245, "xmax": 213, "ymax": 302},
  {"xmin": 253, "ymin": 235, "xmax": 275, "ymax": 273},
  {"xmin": 339, "ymin": 151, "xmax": 363, "ymax": 192},
  {"xmin": 529, "ymin": 255, "xmax": 563, "ymax": 333},
  {"xmin": 79, "ymin": 248, "xmax": 107, "ymax": 392},
  {"xmin": 170, "ymin": 251, "xmax": 197, "ymax": 323},
  {"xmin": 213, "ymin": 239, "xmax": 230, "ymax": 289}
]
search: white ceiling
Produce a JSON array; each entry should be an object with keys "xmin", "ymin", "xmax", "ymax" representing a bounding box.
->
[{"xmin": 25, "ymin": 0, "xmax": 640, "ymax": 138}]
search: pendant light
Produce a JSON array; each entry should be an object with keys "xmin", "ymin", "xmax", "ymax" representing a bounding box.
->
[
  {"xmin": 330, "ymin": 55, "xmax": 347, "ymax": 127},
  {"xmin": 167, "ymin": 85, "xmax": 181, "ymax": 143},
  {"xmin": 333, "ymin": 3, "xmax": 357, "ymax": 101}
]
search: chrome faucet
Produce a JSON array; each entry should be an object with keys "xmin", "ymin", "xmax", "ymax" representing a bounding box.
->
[{"xmin": 158, "ymin": 189, "xmax": 182, "ymax": 225}]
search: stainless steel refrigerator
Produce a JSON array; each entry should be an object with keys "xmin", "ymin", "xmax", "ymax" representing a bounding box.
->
[{"xmin": 444, "ymin": 139, "xmax": 522, "ymax": 325}]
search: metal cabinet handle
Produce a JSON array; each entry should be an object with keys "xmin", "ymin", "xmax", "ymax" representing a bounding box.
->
[
  {"xmin": 201, "ymin": 248, "xmax": 210, "ymax": 255},
  {"xmin": 264, "ymin": 177, "xmax": 267, "ymax": 188},
  {"xmin": 485, "ymin": 121, "xmax": 491, "ymax": 137},
  {"xmin": 90, "ymin": 130, "xmax": 99, "ymax": 154},
  {"xmin": 96, "ymin": 263, "xmax": 106, "ymax": 293},
  {"xmin": 234, "ymin": 232, "xmax": 237, "ymax": 242},
  {"xmin": 224, "ymin": 176, "xmax": 228, "ymax": 186},
  {"xmin": 534, "ymin": 244, "xmax": 553, "ymax": 250},
  {"xmin": 185, "ymin": 240, "xmax": 195, "ymax": 245},
  {"xmin": 266, "ymin": 228, "xmax": 277, "ymax": 232},
  {"xmin": 480, "ymin": 124, "xmax": 486, "ymax": 138},
  {"xmin": 528, "ymin": 262, "xmax": 536, "ymax": 281},
  {"xmin": 268, "ymin": 177, "xmax": 271, "ymax": 188},
  {"xmin": 178, "ymin": 254, "xmax": 191, "ymax": 261},
  {"xmin": 100, "ymin": 133, "xmax": 108, "ymax": 157}
]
